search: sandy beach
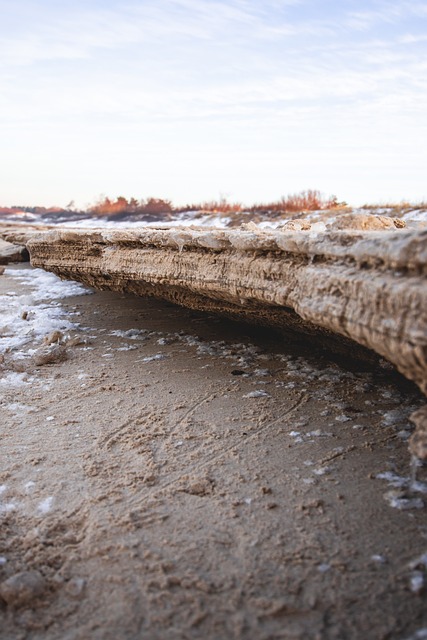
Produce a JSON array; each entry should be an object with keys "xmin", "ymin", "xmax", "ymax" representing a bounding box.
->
[{"xmin": 1, "ymin": 263, "xmax": 427, "ymax": 639}]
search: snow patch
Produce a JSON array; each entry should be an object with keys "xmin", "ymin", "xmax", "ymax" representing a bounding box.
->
[
  {"xmin": 37, "ymin": 497, "xmax": 54, "ymax": 514},
  {"xmin": 138, "ymin": 354, "xmax": 168, "ymax": 363},
  {"xmin": 8, "ymin": 268, "xmax": 90, "ymax": 301},
  {"xmin": 1, "ymin": 268, "xmax": 90, "ymax": 356},
  {"xmin": 109, "ymin": 329, "xmax": 148, "ymax": 340},
  {"xmin": 0, "ymin": 371, "xmax": 33, "ymax": 387},
  {"xmin": 0, "ymin": 502, "xmax": 17, "ymax": 514},
  {"xmin": 243, "ymin": 390, "xmax": 271, "ymax": 398}
]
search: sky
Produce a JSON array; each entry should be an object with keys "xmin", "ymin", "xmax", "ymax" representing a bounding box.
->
[{"xmin": 1, "ymin": 0, "xmax": 427, "ymax": 208}]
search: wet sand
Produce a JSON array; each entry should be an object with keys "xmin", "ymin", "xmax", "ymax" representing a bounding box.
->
[{"xmin": 1, "ymin": 265, "xmax": 426, "ymax": 639}]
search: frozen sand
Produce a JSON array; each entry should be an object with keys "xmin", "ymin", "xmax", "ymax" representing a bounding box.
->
[{"xmin": 1, "ymin": 265, "xmax": 427, "ymax": 639}]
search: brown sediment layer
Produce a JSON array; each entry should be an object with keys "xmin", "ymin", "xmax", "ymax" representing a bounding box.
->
[{"xmin": 27, "ymin": 227, "xmax": 427, "ymax": 395}]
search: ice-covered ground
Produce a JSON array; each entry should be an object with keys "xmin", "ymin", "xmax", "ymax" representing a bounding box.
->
[
  {"xmin": 61, "ymin": 212, "xmax": 233, "ymax": 229},
  {"xmin": 1, "ymin": 207, "xmax": 427, "ymax": 230},
  {"xmin": 0, "ymin": 266, "xmax": 91, "ymax": 369}
]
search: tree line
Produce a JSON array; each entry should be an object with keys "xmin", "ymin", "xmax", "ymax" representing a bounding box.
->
[{"xmin": 0, "ymin": 190, "xmax": 343, "ymax": 219}]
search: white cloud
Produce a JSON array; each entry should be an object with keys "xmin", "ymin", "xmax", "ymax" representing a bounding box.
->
[{"xmin": 0, "ymin": 0, "xmax": 426, "ymax": 206}]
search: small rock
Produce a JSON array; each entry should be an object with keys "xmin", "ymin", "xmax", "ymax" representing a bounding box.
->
[
  {"xmin": 409, "ymin": 406, "xmax": 427, "ymax": 461},
  {"xmin": 184, "ymin": 476, "xmax": 214, "ymax": 496},
  {"xmin": 32, "ymin": 344, "xmax": 68, "ymax": 366},
  {"xmin": 65, "ymin": 577, "xmax": 86, "ymax": 599},
  {"xmin": 240, "ymin": 221, "xmax": 262, "ymax": 233},
  {"xmin": 393, "ymin": 218, "xmax": 406, "ymax": 228},
  {"xmin": 0, "ymin": 239, "xmax": 29, "ymax": 264},
  {"xmin": 328, "ymin": 213, "xmax": 404, "ymax": 231},
  {"xmin": 0, "ymin": 570, "xmax": 47, "ymax": 608},
  {"xmin": 66, "ymin": 335, "xmax": 88, "ymax": 347},
  {"xmin": 279, "ymin": 219, "xmax": 311, "ymax": 231},
  {"xmin": 43, "ymin": 330, "xmax": 64, "ymax": 345}
]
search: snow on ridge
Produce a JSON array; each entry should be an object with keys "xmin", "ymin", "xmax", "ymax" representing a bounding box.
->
[
  {"xmin": 34, "ymin": 206, "xmax": 427, "ymax": 233},
  {"xmin": 2, "ymin": 207, "xmax": 427, "ymax": 234}
]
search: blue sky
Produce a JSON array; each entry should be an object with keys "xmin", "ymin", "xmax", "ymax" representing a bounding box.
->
[{"xmin": 1, "ymin": 0, "xmax": 426, "ymax": 207}]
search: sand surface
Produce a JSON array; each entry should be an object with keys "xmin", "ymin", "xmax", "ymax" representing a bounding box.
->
[{"xmin": 1, "ymin": 264, "xmax": 427, "ymax": 640}]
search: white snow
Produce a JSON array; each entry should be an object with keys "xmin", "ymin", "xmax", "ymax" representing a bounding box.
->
[
  {"xmin": 408, "ymin": 552, "xmax": 427, "ymax": 570},
  {"xmin": 0, "ymin": 371, "xmax": 33, "ymax": 387},
  {"xmin": 410, "ymin": 571, "xmax": 425, "ymax": 594},
  {"xmin": 1, "ymin": 267, "xmax": 91, "ymax": 357},
  {"xmin": 381, "ymin": 408, "xmax": 408, "ymax": 427},
  {"xmin": 243, "ymin": 390, "xmax": 271, "ymax": 398},
  {"xmin": 54, "ymin": 211, "xmax": 232, "ymax": 230},
  {"xmin": 377, "ymin": 471, "xmax": 427, "ymax": 494},
  {"xmin": 385, "ymin": 493, "xmax": 424, "ymax": 510},
  {"xmin": 313, "ymin": 467, "xmax": 330, "ymax": 476},
  {"xmin": 3, "ymin": 205, "xmax": 427, "ymax": 231},
  {"xmin": 402, "ymin": 209, "xmax": 427, "ymax": 223},
  {"xmin": 317, "ymin": 563, "xmax": 331, "ymax": 573},
  {"xmin": 24, "ymin": 481, "xmax": 36, "ymax": 493},
  {"xmin": 37, "ymin": 496, "xmax": 54, "ymax": 514},
  {"xmin": 109, "ymin": 329, "xmax": 148, "ymax": 339},
  {"xmin": 371, "ymin": 554, "xmax": 386, "ymax": 564},
  {"xmin": 138, "ymin": 354, "xmax": 168, "ymax": 363},
  {"xmin": 8, "ymin": 267, "xmax": 90, "ymax": 301},
  {"xmin": 307, "ymin": 430, "xmax": 331, "ymax": 438},
  {"xmin": 404, "ymin": 629, "xmax": 427, "ymax": 640},
  {"xmin": 335, "ymin": 414, "xmax": 351, "ymax": 423},
  {"xmin": 4, "ymin": 402, "xmax": 33, "ymax": 414},
  {"xmin": 0, "ymin": 501, "xmax": 17, "ymax": 514}
]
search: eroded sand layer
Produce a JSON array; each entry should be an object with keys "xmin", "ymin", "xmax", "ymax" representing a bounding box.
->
[{"xmin": 28, "ymin": 227, "xmax": 427, "ymax": 391}]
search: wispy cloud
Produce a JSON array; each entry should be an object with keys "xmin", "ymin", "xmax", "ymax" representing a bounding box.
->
[
  {"xmin": 0, "ymin": 0, "xmax": 314, "ymax": 66},
  {"xmin": 0, "ymin": 0, "xmax": 426, "ymax": 206},
  {"xmin": 345, "ymin": 0, "xmax": 427, "ymax": 30}
]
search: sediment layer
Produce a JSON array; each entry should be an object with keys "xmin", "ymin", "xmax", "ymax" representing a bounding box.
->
[{"xmin": 28, "ymin": 226, "xmax": 427, "ymax": 396}]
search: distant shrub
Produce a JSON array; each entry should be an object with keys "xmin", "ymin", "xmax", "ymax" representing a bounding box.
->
[
  {"xmin": 89, "ymin": 196, "xmax": 173, "ymax": 217},
  {"xmin": 360, "ymin": 200, "xmax": 427, "ymax": 215},
  {"xmin": 0, "ymin": 190, "xmax": 350, "ymax": 220},
  {"xmin": 175, "ymin": 198, "xmax": 242, "ymax": 214},
  {"xmin": 248, "ymin": 190, "xmax": 341, "ymax": 214}
]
